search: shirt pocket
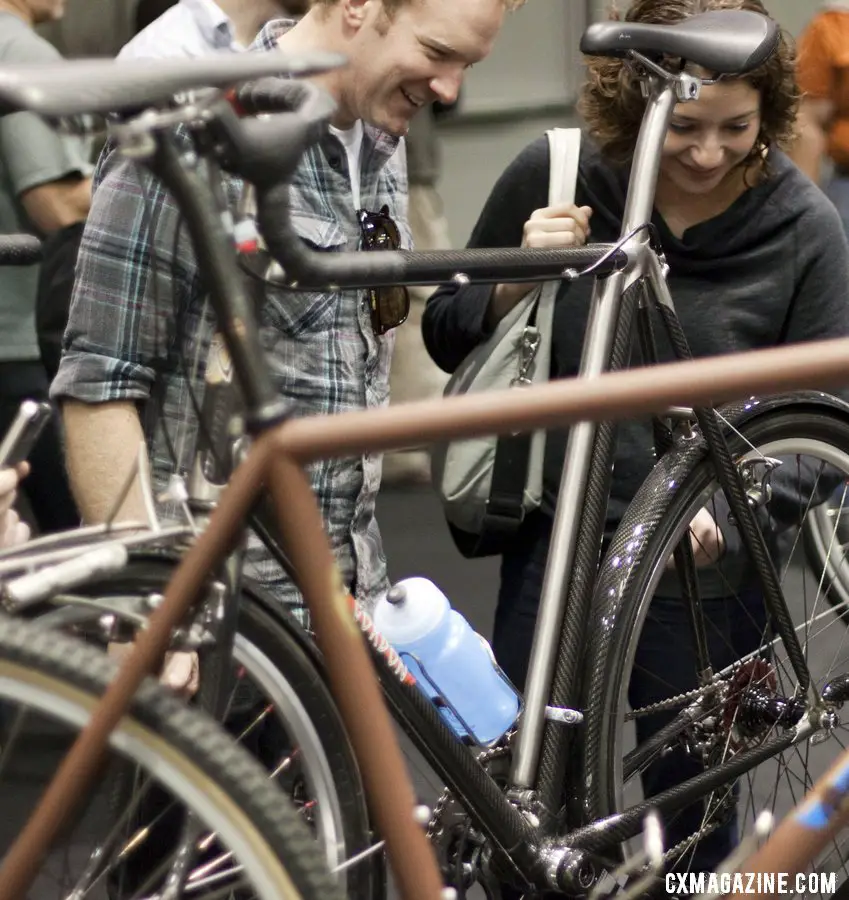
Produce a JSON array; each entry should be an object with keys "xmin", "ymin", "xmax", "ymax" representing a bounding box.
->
[{"xmin": 262, "ymin": 212, "xmax": 349, "ymax": 337}]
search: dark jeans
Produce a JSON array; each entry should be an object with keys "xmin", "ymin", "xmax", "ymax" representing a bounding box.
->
[
  {"xmin": 492, "ymin": 513, "xmax": 766, "ymax": 874},
  {"xmin": 0, "ymin": 361, "xmax": 78, "ymax": 533}
]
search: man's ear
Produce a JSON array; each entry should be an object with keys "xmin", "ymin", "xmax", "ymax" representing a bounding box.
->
[{"xmin": 340, "ymin": 0, "xmax": 377, "ymax": 30}]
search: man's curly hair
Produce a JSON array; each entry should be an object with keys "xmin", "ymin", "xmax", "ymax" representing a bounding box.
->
[{"xmin": 578, "ymin": 0, "xmax": 799, "ymax": 166}]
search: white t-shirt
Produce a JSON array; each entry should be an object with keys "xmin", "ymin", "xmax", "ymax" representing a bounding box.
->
[{"xmin": 329, "ymin": 120, "xmax": 365, "ymax": 210}]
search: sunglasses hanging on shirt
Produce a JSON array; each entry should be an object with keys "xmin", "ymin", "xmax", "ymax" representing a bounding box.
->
[{"xmin": 357, "ymin": 205, "xmax": 411, "ymax": 336}]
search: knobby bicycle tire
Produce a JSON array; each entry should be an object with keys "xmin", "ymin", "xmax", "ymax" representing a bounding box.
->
[
  {"xmin": 29, "ymin": 554, "xmax": 379, "ymax": 897},
  {"xmin": 580, "ymin": 398, "xmax": 849, "ymax": 888},
  {"xmin": 0, "ymin": 612, "xmax": 343, "ymax": 900}
]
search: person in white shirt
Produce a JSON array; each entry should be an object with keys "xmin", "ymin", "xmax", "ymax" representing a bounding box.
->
[{"xmin": 125, "ymin": 0, "xmax": 290, "ymax": 58}]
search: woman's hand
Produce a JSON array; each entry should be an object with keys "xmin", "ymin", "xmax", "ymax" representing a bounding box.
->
[
  {"xmin": 521, "ymin": 203, "xmax": 593, "ymax": 249},
  {"xmin": 487, "ymin": 204, "xmax": 594, "ymax": 328},
  {"xmin": 0, "ymin": 463, "xmax": 31, "ymax": 549},
  {"xmin": 666, "ymin": 506, "xmax": 726, "ymax": 570}
]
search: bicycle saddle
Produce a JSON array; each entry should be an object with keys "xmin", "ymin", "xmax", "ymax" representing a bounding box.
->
[
  {"xmin": 579, "ymin": 9, "xmax": 779, "ymax": 75},
  {"xmin": 0, "ymin": 50, "xmax": 345, "ymax": 118}
]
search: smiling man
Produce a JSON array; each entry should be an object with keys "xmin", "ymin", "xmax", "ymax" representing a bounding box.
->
[{"xmin": 53, "ymin": 0, "xmax": 524, "ymax": 622}]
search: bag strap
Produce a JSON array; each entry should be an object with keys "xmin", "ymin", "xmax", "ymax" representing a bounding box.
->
[
  {"xmin": 547, "ymin": 127, "xmax": 582, "ymax": 207},
  {"xmin": 475, "ymin": 129, "xmax": 582, "ymax": 553},
  {"xmin": 525, "ymin": 127, "xmax": 582, "ymax": 334}
]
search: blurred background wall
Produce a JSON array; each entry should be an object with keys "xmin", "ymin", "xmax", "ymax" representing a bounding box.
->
[{"xmin": 40, "ymin": 0, "xmax": 819, "ymax": 244}]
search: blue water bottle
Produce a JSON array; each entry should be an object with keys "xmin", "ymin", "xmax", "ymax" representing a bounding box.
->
[{"xmin": 373, "ymin": 577, "xmax": 520, "ymax": 745}]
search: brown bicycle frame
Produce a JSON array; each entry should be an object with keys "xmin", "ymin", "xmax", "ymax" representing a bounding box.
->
[{"xmin": 4, "ymin": 332, "xmax": 849, "ymax": 899}]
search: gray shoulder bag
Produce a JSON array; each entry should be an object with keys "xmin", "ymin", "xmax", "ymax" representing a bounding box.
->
[{"xmin": 431, "ymin": 127, "xmax": 582, "ymax": 556}]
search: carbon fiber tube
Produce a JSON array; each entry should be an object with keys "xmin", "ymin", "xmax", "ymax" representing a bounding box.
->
[
  {"xmin": 657, "ymin": 305, "xmax": 810, "ymax": 693},
  {"xmin": 536, "ymin": 280, "xmax": 641, "ymax": 819},
  {"xmin": 378, "ymin": 666, "xmax": 538, "ymax": 875},
  {"xmin": 0, "ymin": 234, "xmax": 41, "ymax": 265},
  {"xmin": 566, "ymin": 730, "xmax": 796, "ymax": 853}
]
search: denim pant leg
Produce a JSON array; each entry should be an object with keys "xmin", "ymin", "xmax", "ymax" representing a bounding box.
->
[
  {"xmin": 629, "ymin": 586, "xmax": 767, "ymax": 872},
  {"xmin": 491, "ymin": 514, "xmax": 552, "ymax": 694}
]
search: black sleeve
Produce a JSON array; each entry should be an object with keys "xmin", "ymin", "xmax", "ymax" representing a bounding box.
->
[
  {"xmin": 716, "ymin": 194, "xmax": 849, "ymax": 552},
  {"xmin": 765, "ymin": 195, "xmax": 849, "ymax": 528},
  {"xmin": 35, "ymin": 221, "xmax": 86, "ymax": 383},
  {"xmin": 421, "ymin": 136, "xmax": 551, "ymax": 373}
]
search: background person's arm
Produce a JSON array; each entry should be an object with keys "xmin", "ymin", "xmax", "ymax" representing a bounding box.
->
[
  {"xmin": 0, "ymin": 29, "xmax": 91, "ymax": 235},
  {"xmin": 791, "ymin": 12, "xmax": 835, "ymax": 184},
  {"xmin": 50, "ymin": 145, "xmax": 199, "ymax": 527},
  {"xmin": 422, "ymin": 136, "xmax": 549, "ymax": 373},
  {"xmin": 20, "ymin": 176, "xmax": 92, "ymax": 236}
]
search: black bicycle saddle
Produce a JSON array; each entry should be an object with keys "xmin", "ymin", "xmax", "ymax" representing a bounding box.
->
[{"xmin": 580, "ymin": 9, "xmax": 779, "ymax": 75}]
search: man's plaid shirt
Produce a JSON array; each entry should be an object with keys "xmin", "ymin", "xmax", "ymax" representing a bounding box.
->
[{"xmin": 51, "ymin": 21, "xmax": 410, "ymax": 614}]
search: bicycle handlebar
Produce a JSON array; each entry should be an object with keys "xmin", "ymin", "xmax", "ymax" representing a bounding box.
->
[
  {"xmin": 219, "ymin": 84, "xmax": 628, "ymax": 288},
  {"xmin": 258, "ymin": 181, "xmax": 625, "ymax": 288},
  {"xmin": 0, "ymin": 235, "xmax": 42, "ymax": 266}
]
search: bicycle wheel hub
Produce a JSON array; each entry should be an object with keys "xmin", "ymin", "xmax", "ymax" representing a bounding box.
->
[{"xmin": 722, "ymin": 659, "xmax": 806, "ymax": 744}]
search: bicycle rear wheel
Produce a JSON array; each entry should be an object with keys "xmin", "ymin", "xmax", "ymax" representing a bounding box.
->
[
  {"xmin": 582, "ymin": 400, "xmax": 849, "ymax": 896},
  {"xmin": 0, "ymin": 612, "xmax": 342, "ymax": 900}
]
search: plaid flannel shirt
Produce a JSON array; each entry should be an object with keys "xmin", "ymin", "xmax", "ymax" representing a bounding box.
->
[{"xmin": 51, "ymin": 21, "xmax": 410, "ymax": 615}]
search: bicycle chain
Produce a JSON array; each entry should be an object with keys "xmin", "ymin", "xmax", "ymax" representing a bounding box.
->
[
  {"xmin": 626, "ymin": 685, "xmax": 704, "ymax": 720},
  {"xmin": 661, "ymin": 819, "xmax": 720, "ymax": 865},
  {"xmin": 426, "ymin": 742, "xmax": 511, "ymax": 843},
  {"xmin": 425, "ymin": 739, "xmax": 724, "ymax": 886}
]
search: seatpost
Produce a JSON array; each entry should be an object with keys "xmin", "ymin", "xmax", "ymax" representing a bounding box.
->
[{"xmin": 509, "ymin": 70, "xmax": 685, "ymax": 791}]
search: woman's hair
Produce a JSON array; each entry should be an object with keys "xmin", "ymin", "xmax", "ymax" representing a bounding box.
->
[{"xmin": 578, "ymin": 0, "xmax": 799, "ymax": 166}]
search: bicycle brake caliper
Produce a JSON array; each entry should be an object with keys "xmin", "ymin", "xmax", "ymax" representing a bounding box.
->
[{"xmin": 732, "ymin": 456, "xmax": 783, "ymax": 519}]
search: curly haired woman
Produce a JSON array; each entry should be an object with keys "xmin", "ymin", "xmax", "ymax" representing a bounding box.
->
[{"xmin": 424, "ymin": 0, "xmax": 849, "ymax": 872}]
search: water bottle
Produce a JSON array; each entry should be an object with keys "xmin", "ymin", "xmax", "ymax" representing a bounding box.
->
[{"xmin": 373, "ymin": 577, "xmax": 520, "ymax": 745}]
